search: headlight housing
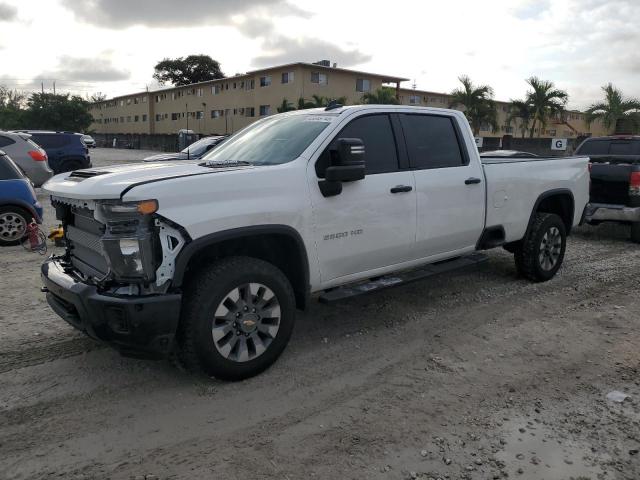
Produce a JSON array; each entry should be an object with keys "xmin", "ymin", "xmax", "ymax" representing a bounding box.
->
[{"xmin": 96, "ymin": 199, "xmax": 159, "ymax": 283}]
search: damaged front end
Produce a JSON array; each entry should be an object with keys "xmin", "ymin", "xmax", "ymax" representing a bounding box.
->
[{"xmin": 41, "ymin": 196, "xmax": 187, "ymax": 358}]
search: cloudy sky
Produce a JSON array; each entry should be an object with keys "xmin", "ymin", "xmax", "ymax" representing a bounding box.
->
[{"xmin": 0, "ymin": 0, "xmax": 637, "ymax": 110}]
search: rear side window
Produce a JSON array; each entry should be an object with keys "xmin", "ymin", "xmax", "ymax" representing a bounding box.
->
[
  {"xmin": 0, "ymin": 156, "xmax": 24, "ymax": 180},
  {"xmin": 31, "ymin": 134, "xmax": 68, "ymax": 149},
  {"xmin": 609, "ymin": 141, "xmax": 640, "ymax": 155},
  {"xmin": 0, "ymin": 135, "xmax": 15, "ymax": 148},
  {"xmin": 317, "ymin": 114, "xmax": 399, "ymax": 176},
  {"xmin": 577, "ymin": 140, "xmax": 609, "ymax": 155},
  {"xmin": 400, "ymin": 114, "xmax": 465, "ymax": 169}
]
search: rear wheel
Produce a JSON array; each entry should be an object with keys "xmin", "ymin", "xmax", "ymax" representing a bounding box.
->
[
  {"xmin": 0, "ymin": 206, "xmax": 30, "ymax": 246},
  {"xmin": 177, "ymin": 256, "xmax": 296, "ymax": 381},
  {"xmin": 514, "ymin": 213, "xmax": 566, "ymax": 282},
  {"xmin": 631, "ymin": 222, "xmax": 640, "ymax": 244}
]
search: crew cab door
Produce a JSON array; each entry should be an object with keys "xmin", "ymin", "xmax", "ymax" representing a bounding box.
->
[
  {"xmin": 398, "ymin": 113, "xmax": 485, "ymax": 257},
  {"xmin": 308, "ymin": 113, "xmax": 417, "ymax": 284}
]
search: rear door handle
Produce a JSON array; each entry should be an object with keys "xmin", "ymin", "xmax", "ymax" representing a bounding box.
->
[
  {"xmin": 390, "ymin": 185, "xmax": 413, "ymax": 193},
  {"xmin": 465, "ymin": 177, "xmax": 482, "ymax": 185}
]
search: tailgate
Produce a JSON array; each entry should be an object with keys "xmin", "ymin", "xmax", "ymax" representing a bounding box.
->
[{"xmin": 590, "ymin": 162, "xmax": 633, "ymax": 205}]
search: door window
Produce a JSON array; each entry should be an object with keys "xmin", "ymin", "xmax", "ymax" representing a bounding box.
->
[
  {"xmin": 316, "ymin": 114, "xmax": 399, "ymax": 177},
  {"xmin": 0, "ymin": 135, "xmax": 15, "ymax": 148},
  {"xmin": 401, "ymin": 114, "xmax": 465, "ymax": 169}
]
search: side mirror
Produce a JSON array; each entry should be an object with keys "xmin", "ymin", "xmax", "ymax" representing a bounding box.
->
[{"xmin": 325, "ymin": 138, "xmax": 365, "ymax": 182}]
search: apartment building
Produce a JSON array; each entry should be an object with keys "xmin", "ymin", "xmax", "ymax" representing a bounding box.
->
[
  {"xmin": 90, "ymin": 61, "xmax": 606, "ymax": 139},
  {"xmin": 90, "ymin": 61, "xmax": 406, "ymax": 136},
  {"xmin": 397, "ymin": 88, "xmax": 608, "ymax": 138}
]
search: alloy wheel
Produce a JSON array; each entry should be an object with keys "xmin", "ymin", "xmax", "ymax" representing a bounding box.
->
[{"xmin": 538, "ymin": 226, "xmax": 562, "ymax": 271}]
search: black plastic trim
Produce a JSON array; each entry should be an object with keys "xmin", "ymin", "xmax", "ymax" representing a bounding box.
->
[
  {"xmin": 172, "ymin": 224, "xmax": 310, "ymax": 308},
  {"xmin": 476, "ymin": 225, "xmax": 506, "ymax": 250},
  {"xmin": 526, "ymin": 188, "xmax": 575, "ymax": 236}
]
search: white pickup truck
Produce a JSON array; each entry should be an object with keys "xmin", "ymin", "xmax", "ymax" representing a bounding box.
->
[{"xmin": 41, "ymin": 105, "xmax": 589, "ymax": 380}]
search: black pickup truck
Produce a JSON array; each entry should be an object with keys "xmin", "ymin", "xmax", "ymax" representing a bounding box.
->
[{"xmin": 578, "ymin": 135, "xmax": 640, "ymax": 242}]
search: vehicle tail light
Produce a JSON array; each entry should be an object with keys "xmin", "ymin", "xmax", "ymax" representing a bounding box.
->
[
  {"xmin": 630, "ymin": 172, "xmax": 640, "ymax": 196},
  {"xmin": 28, "ymin": 150, "xmax": 47, "ymax": 161}
]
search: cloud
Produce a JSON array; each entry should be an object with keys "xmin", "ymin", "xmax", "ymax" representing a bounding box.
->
[
  {"xmin": 41, "ymin": 55, "xmax": 130, "ymax": 82},
  {"xmin": 60, "ymin": 0, "xmax": 305, "ymax": 28},
  {"xmin": 252, "ymin": 36, "xmax": 371, "ymax": 68},
  {"xmin": 0, "ymin": 2, "xmax": 17, "ymax": 21},
  {"xmin": 510, "ymin": 0, "xmax": 551, "ymax": 20}
]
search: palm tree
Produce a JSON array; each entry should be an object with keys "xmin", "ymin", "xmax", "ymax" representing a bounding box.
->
[
  {"xmin": 297, "ymin": 95, "xmax": 327, "ymax": 109},
  {"xmin": 448, "ymin": 75, "xmax": 498, "ymax": 136},
  {"xmin": 507, "ymin": 99, "xmax": 534, "ymax": 138},
  {"xmin": 361, "ymin": 87, "xmax": 399, "ymax": 105},
  {"xmin": 525, "ymin": 77, "xmax": 568, "ymax": 138},
  {"xmin": 585, "ymin": 83, "xmax": 640, "ymax": 134},
  {"xmin": 276, "ymin": 98, "xmax": 295, "ymax": 113}
]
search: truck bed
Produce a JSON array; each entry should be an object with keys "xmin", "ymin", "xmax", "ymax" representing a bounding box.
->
[{"xmin": 481, "ymin": 156, "xmax": 590, "ymax": 242}]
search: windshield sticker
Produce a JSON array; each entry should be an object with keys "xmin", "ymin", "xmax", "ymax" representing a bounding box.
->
[{"xmin": 303, "ymin": 116, "xmax": 334, "ymax": 122}]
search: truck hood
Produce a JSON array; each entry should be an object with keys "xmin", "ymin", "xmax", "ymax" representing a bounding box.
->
[{"xmin": 42, "ymin": 161, "xmax": 250, "ymax": 200}]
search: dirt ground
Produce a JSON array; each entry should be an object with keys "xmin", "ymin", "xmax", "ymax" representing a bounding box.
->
[{"xmin": 1, "ymin": 148, "xmax": 639, "ymax": 480}]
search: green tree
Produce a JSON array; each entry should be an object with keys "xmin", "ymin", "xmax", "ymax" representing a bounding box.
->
[
  {"xmin": 585, "ymin": 83, "xmax": 640, "ymax": 134},
  {"xmin": 0, "ymin": 86, "xmax": 26, "ymax": 129},
  {"xmin": 297, "ymin": 97, "xmax": 314, "ymax": 109},
  {"xmin": 449, "ymin": 75, "xmax": 497, "ymax": 136},
  {"xmin": 23, "ymin": 93, "xmax": 93, "ymax": 132},
  {"xmin": 507, "ymin": 99, "xmax": 534, "ymax": 138},
  {"xmin": 525, "ymin": 76, "xmax": 568, "ymax": 138},
  {"xmin": 153, "ymin": 55, "xmax": 224, "ymax": 86},
  {"xmin": 277, "ymin": 98, "xmax": 295, "ymax": 113},
  {"xmin": 90, "ymin": 92, "xmax": 107, "ymax": 103},
  {"xmin": 361, "ymin": 87, "xmax": 398, "ymax": 105}
]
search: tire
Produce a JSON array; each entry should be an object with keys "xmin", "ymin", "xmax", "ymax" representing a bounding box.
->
[
  {"xmin": 177, "ymin": 256, "xmax": 296, "ymax": 381},
  {"xmin": 631, "ymin": 222, "xmax": 640, "ymax": 244},
  {"xmin": 0, "ymin": 206, "xmax": 31, "ymax": 246},
  {"xmin": 514, "ymin": 213, "xmax": 567, "ymax": 282}
]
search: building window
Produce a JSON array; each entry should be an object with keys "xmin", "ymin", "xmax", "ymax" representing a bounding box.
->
[
  {"xmin": 134, "ymin": 115, "xmax": 139, "ymax": 122},
  {"xmin": 142, "ymin": 114, "xmax": 147, "ymax": 121},
  {"xmin": 225, "ymin": 83, "xmax": 229, "ymax": 90},
  {"xmin": 211, "ymin": 109, "xmax": 224, "ymax": 118},
  {"xmin": 245, "ymin": 79, "xmax": 255, "ymax": 90},
  {"xmin": 356, "ymin": 78, "xmax": 371, "ymax": 92},
  {"xmin": 171, "ymin": 113, "xmax": 179, "ymax": 121},
  {"xmin": 245, "ymin": 107, "xmax": 255, "ymax": 117},
  {"xmin": 133, "ymin": 98, "xmax": 139, "ymax": 105},
  {"xmin": 409, "ymin": 95, "xmax": 420, "ymax": 105},
  {"xmin": 119, "ymin": 100, "xmax": 124, "ymax": 106},
  {"xmin": 196, "ymin": 111, "xmax": 204, "ymax": 119},
  {"xmin": 196, "ymin": 88, "xmax": 203, "ymax": 97},
  {"xmin": 259, "ymin": 105, "xmax": 271, "ymax": 116},
  {"xmin": 281, "ymin": 72, "xmax": 294, "ymax": 84},
  {"xmin": 233, "ymin": 82, "xmax": 237, "ymax": 89},
  {"xmin": 311, "ymin": 72, "xmax": 328, "ymax": 85},
  {"xmin": 142, "ymin": 96, "xmax": 147, "ymax": 103},
  {"xmin": 212, "ymin": 85, "xmax": 222, "ymax": 95},
  {"xmin": 260, "ymin": 76, "xmax": 272, "ymax": 87}
]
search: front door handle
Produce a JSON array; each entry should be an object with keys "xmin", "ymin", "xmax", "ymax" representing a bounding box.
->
[
  {"xmin": 465, "ymin": 177, "xmax": 482, "ymax": 185},
  {"xmin": 390, "ymin": 185, "xmax": 413, "ymax": 193}
]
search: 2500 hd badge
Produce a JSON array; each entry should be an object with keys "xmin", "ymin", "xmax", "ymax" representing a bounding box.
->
[{"xmin": 323, "ymin": 229, "xmax": 363, "ymax": 241}]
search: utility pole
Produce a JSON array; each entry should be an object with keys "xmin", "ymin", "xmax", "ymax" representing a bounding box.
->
[
  {"xmin": 53, "ymin": 81, "xmax": 56, "ymax": 94},
  {"xmin": 41, "ymin": 82, "xmax": 44, "ymax": 94}
]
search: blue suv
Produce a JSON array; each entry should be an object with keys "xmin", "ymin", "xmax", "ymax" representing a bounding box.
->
[
  {"xmin": 0, "ymin": 150, "xmax": 43, "ymax": 246},
  {"xmin": 15, "ymin": 131, "xmax": 91, "ymax": 174}
]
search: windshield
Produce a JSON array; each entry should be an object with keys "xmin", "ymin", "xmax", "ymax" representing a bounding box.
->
[
  {"xmin": 181, "ymin": 137, "xmax": 217, "ymax": 156},
  {"xmin": 202, "ymin": 114, "xmax": 333, "ymax": 166}
]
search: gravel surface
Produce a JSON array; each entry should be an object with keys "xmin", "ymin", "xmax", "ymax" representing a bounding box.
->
[{"xmin": 1, "ymin": 148, "xmax": 640, "ymax": 479}]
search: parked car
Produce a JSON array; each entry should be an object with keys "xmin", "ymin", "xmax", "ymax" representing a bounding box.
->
[
  {"xmin": 0, "ymin": 151, "xmax": 43, "ymax": 246},
  {"xmin": 13, "ymin": 131, "xmax": 91, "ymax": 174},
  {"xmin": 0, "ymin": 131, "xmax": 53, "ymax": 187},
  {"xmin": 480, "ymin": 150, "xmax": 539, "ymax": 158},
  {"xmin": 41, "ymin": 105, "xmax": 589, "ymax": 380},
  {"xmin": 577, "ymin": 135, "xmax": 640, "ymax": 242},
  {"xmin": 82, "ymin": 135, "xmax": 96, "ymax": 148},
  {"xmin": 143, "ymin": 136, "xmax": 226, "ymax": 162}
]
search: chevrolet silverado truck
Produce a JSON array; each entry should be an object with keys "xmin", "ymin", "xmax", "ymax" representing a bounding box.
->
[
  {"xmin": 576, "ymin": 135, "xmax": 640, "ymax": 242},
  {"xmin": 41, "ymin": 105, "xmax": 589, "ymax": 380}
]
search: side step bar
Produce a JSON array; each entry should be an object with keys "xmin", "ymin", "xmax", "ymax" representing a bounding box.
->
[{"xmin": 318, "ymin": 253, "xmax": 488, "ymax": 304}]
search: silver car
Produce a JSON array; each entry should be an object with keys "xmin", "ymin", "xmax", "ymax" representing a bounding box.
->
[
  {"xmin": 0, "ymin": 131, "xmax": 53, "ymax": 186},
  {"xmin": 82, "ymin": 134, "xmax": 96, "ymax": 148}
]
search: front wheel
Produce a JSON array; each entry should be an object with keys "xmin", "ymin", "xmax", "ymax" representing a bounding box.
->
[
  {"xmin": 177, "ymin": 256, "xmax": 296, "ymax": 381},
  {"xmin": 514, "ymin": 213, "xmax": 567, "ymax": 282},
  {"xmin": 0, "ymin": 206, "xmax": 30, "ymax": 246}
]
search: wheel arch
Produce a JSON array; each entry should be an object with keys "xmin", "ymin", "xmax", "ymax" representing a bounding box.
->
[
  {"xmin": 0, "ymin": 200, "xmax": 41, "ymax": 223},
  {"xmin": 528, "ymin": 189, "xmax": 575, "ymax": 236},
  {"xmin": 173, "ymin": 225, "xmax": 310, "ymax": 310}
]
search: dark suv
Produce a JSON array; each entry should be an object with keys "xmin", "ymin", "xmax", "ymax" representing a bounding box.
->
[{"xmin": 14, "ymin": 131, "xmax": 91, "ymax": 174}]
